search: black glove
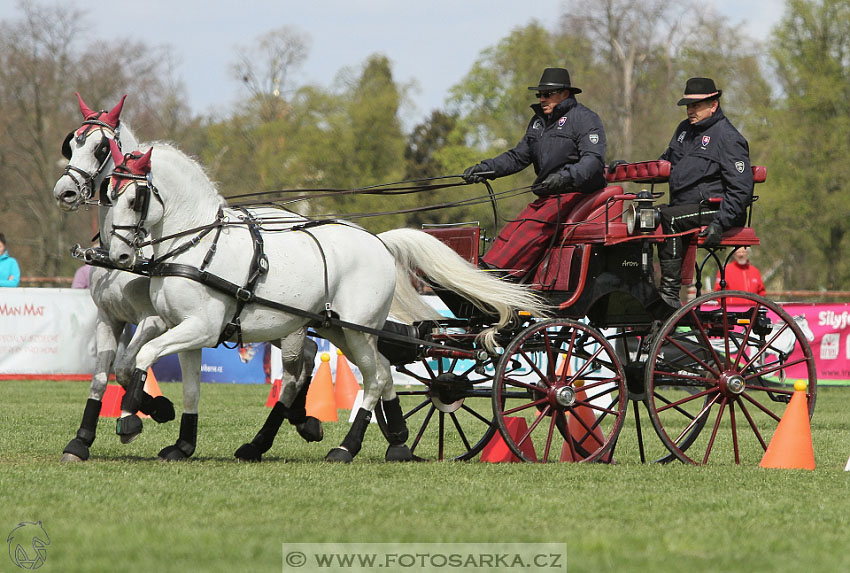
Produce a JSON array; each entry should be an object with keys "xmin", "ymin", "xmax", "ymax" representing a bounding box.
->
[
  {"xmin": 537, "ymin": 173, "xmax": 566, "ymax": 195},
  {"xmin": 462, "ymin": 164, "xmax": 487, "ymax": 184},
  {"xmin": 698, "ymin": 221, "xmax": 724, "ymax": 248},
  {"xmin": 608, "ymin": 159, "xmax": 628, "ymax": 173}
]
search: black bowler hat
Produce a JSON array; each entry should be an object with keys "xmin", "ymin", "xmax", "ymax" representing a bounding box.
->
[
  {"xmin": 528, "ymin": 67, "xmax": 582, "ymax": 94},
  {"xmin": 677, "ymin": 77, "xmax": 722, "ymax": 106}
]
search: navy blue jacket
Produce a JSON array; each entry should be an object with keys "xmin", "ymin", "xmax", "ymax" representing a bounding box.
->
[
  {"xmin": 481, "ymin": 97, "xmax": 607, "ymax": 194},
  {"xmin": 660, "ymin": 107, "xmax": 753, "ymax": 229}
]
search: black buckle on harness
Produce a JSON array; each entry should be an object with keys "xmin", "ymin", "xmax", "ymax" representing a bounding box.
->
[{"xmin": 235, "ymin": 288, "xmax": 253, "ymax": 302}]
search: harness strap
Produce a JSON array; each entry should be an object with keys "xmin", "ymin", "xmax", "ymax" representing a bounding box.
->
[
  {"xmin": 148, "ymin": 262, "xmax": 467, "ymax": 354},
  {"xmin": 295, "ymin": 227, "xmax": 333, "ymax": 327}
]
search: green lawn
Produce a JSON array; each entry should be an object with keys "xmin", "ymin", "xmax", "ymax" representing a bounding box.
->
[{"xmin": 2, "ymin": 380, "xmax": 849, "ymax": 572}]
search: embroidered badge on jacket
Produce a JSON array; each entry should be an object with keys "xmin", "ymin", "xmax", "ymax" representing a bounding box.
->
[
  {"xmin": 677, "ymin": 131, "xmax": 686, "ymax": 143},
  {"xmin": 735, "ymin": 161, "xmax": 745, "ymax": 173},
  {"xmin": 589, "ymin": 133, "xmax": 599, "ymax": 144},
  {"xmin": 701, "ymin": 135, "xmax": 711, "ymax": 147},
  {"xmin": 558, "ymin": 116, "xmax": 567, "ymax": 127}
]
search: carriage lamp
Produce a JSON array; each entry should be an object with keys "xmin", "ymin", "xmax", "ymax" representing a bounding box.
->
[{"xmin": 625, "ymin": 190, "xmax": 661, "ymax": 234}]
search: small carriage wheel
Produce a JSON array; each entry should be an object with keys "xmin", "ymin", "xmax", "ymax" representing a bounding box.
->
[
  {"xmin": 491, "ymin": 318, "xmax": 627, "ymax": 463},
  {"xmin": 375, "ymin": 355, "xmax": 498, "ymax": 461},
  {"xmin": 645, "ymin": 290, "xmax": 817, "ymax": 465}
]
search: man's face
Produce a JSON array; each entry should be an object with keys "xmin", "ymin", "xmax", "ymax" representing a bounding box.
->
[
  {"xmin": 733, "ymin": 247, "xmax": 749, "ymax": 265},
  {"xmin": 538, "ymin": 89, "xmax": 570, "ymax": 115},
  {"xmin": 686, "ymin": 99, "xmax": 718, "ymax": 124}
]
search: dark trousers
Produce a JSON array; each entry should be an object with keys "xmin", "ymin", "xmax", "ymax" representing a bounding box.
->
[{"xmin": 657, "ymin": 204, "xmax": 718, "ymax": 261}]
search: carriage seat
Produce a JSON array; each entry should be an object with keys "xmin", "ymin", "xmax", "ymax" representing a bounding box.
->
[
  {"xmin": 558, "ymin": 185, "xmax": 630, "ymax": 243},
  {"xmin": 420, "ymin": 225, "xmax": 481, "ymax": 264}
]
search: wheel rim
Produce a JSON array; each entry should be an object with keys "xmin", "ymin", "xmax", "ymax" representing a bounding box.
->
[
  {"xmin": 645, "ymin": 290, "xmax": 817, "ymax": 465},
  {"xmin": 375, "ymin": 355, "xmax": 497, "ymax": 461},
  {"xmin": 492, "ymin": 318, "xmax": 627, "ymax": 463}
]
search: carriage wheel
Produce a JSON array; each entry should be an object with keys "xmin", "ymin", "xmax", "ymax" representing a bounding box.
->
[
  {"xmin": 375, "ymin": 355, "xmax": 498, "ymax": 461},
  {"xmin": 645, "ymin": 290, "xmax": 817, "ymax": 465},
  {"xmin": 491, "ymin": 318, "xmax": 627, "ymax": 463}
]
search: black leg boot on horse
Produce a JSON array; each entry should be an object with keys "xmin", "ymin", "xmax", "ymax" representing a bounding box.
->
[
  {"xmin": 234, "ymin": 381, "xmax": 323, "ymax": 462},
  {"xmin": 61, "ymin": 398, "xmax": 102, "ymax": 462},
  {"xmin": 326, "ymin": 408, "xmax": 373, "ymax": 463},
  {"xmin": 380, "ymin": 396, "xmax": 414, "ymax": 462},
  {"xmin": 115, "ymin": 368, "xmax": 175, "ymax": 443},
  {"xmin": 158, "ymin": 413, "xmax": 198, "ymax": 461}
]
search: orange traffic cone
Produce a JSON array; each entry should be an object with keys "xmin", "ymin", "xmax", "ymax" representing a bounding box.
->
[
  {"xmin": 759, "ymin": 380, "xmax": 815, "ymax": 470},
  {"xmin": 334, "ymin": 349, "xmax": 360, "ymax": 410},
  {"xmin": 265, "ymin": 378, "xmax": 282, "ymax": 407},
  {"xmin": 305, "ymin": 353, "xmax": 338, "ymax": 422},
  {"xmin": 99, "ymin": 384, "xmax": 125, "ymax": 417},
  {"xmin": 481, "ymin": 417, "xmax": 538, "ymax": 462}
]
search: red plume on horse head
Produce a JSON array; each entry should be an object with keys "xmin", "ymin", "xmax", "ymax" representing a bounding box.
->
[
  {"xmin": 75, "ymin": 92, "xmax": 126, "ymax": 128},
  {"xmin": 108, "ymin": 139, "xmax": 153, "ymax": 178}
]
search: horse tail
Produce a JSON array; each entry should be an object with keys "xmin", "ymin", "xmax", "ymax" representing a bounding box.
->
[{"xmin": 378, "ymin": 228, "xmax": 550, "ymax": 349}]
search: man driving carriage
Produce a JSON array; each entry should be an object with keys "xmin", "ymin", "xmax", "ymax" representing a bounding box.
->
[
  {"xmin": 656, "ymin": 77, "xmax": 754, "ymax": 308},
  {"xmin": 462, "ymin": 67, "xmax": 607, "ymax": 282}
]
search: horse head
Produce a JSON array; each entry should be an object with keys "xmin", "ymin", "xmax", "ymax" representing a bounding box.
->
[
  {"xmin": 53, "ymin": 93, "xmax": 127, "ymax": 211},
  {"xmin": 106, "ymin": 140, "xmax": 160, "ymax": 269}
]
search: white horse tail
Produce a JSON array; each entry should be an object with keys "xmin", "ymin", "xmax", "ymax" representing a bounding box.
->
[{"xmin": 378, "ymin": 228, "xmax": 550, "ymax": 349}]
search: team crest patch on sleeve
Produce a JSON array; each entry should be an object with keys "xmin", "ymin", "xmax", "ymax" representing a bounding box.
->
[
  {"xmin": 589, "ymin": 133, "xmax": 599, "ymax": 144},
  {"xmin": 702, "ymin": 135, "xmax": 711, "ymax": 147},
  {"xmin": 533, "ymin": 119, "xmax": 543, "ymax": 130},
  {"xmin": 677, "ymin": 131, "xmax": 686, "ymax": 143},
  {"xmin": 735, "ymin": 161, "xmax": 745, "ymax": 173}
]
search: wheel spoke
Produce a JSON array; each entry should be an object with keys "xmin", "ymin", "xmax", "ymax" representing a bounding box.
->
[
  {"xmin": 460, "ymin": 402, "xmax": 493, "ymax": 426},
  {"xmin": 739, "ymin": 391, "xmax": 783, "ymax": 422},
  {"xmin": 737, "ymin": 399, "xmax": 768, "ymax": 451},
  {"xmin": 701, "ymin": 397, "xmax": 728, "ymax": 465},
  {"xmin": 449, "ymin": 411, "xmax": 473, "ymax": 452},
  {"xmin": 730, "ymin": 402, "xmax": 740, "ymax": 464},
  {"xmin": 410, "ymin": 405, "xmax": 436, "ymax": 451}
]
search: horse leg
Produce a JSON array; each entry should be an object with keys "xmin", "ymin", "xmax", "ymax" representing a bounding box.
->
[
  {"xmin": 158, "ymin": 349, "xmax": 202, "ymax": 461},
  {"xmin": 114, "ymin": 317, "xmax": 175, "ymax": 444},
  {"xmin": 61, "ymin": 314, "xmax": 123, "ymax": 462},
  {"xmin": 234, "ymin": 331, "xmax": 320, "ymax": 462},
  {"xmin": 115, "ymin": 319, "xmax": 210, "ymax": 443},
  {"xmin": 379, "ymin": 385, "xmax": 413, "ymax": 462}
]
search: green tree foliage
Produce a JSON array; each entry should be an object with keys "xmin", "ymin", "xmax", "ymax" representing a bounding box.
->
[{"xmin": 762, "ymin": 0, "xmax": 850, "ymax": 290}]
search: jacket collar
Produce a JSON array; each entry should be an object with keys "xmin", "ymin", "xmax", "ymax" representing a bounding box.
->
[
  {"xmin": 531, "ymin": 96, "xmax": 577, "ymax": 124},
  {"xmin": 691, "ymin": 106, "xmax": 725, "ymax": 132}
]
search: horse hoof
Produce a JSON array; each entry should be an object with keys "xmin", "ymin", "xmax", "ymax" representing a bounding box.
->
[
  {"xmin": 385, "ymin": 444, "xmax": 413, "ymax": 462},
  {"xmin": 325, "ymin": 447, "xmax": 353, "ymax": 463},
  {"xmin": 149, "ymin": 396, "xmax": 176, "ymax": 423},
  {"xmin": 158, "ymin": 445, "xmax": 189, "ymax": 461},
  {"xmin": 234, "ymin": 443, "xmax": 262, "ymax": 462},
  {"xmin": 61, "ymin": 438, "xmax": 90, "ymax": 462},
  {"xmin": 295, "ymin": 417, "xmax": 323, "ymax": 443},
  {"xmin": 116, "ymin": 414, "xmax": 143, "ymax": 443}
]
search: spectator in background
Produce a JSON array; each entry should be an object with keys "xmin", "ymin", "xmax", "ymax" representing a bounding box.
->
[
  {"xmin": 715, "ymin": 246, "xmax": 766, "ymax": 304},
  {"xmin": 0, "ymin": 233, "xmax": 21, "ymax": 287},
  {"xmin": 71, "ymin": 264, "xmax": 92, "ymax": 289}
]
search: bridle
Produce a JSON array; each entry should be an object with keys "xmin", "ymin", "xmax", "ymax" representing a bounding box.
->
[
  {"xmin": 60, "ymin": 115, "xmax": 122, "ymax": 206},
  {"xmin": 108, "ymin": 155, "xmax": 163, "ymax": 250}
]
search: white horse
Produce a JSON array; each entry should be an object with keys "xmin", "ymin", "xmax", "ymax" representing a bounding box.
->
[
  {"xmin": 52, "ymin": 94, "xmax": 320, "ymax": 462},
  {"xmin": 103, "ymin": 142, "xmax": 548, "ymax": 462}
]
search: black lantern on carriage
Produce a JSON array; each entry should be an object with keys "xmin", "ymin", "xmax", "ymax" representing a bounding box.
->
[{"xmin": 625, "ymin": 190, "xmax": 661, "ymax": 234}]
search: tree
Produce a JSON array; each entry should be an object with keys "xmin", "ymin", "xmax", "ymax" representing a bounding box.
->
[{"xmin": 761, "ymin": 0, "xmax": 850, "ymax": 290}]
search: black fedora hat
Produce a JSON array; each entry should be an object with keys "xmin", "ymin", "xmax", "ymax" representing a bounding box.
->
[
  {"xmin": 677, "ymin": 77, "xmax": 722, "ymax": 106},
  {"xmin": 528, "ymin": 67, "xmax": 582, "ymax": 94}
]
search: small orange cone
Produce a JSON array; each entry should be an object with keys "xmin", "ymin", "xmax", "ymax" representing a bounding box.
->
[
  {"xmin": 481, "ymin": 417, "xmax": 538, "ymax": 462},
  {"xmin": 99, "ymin": 384, "xmax": 125, "ymax": 417},
  {"xmin": 759, "ymin": 380, "xmax": 815, "ymax": 470},
  {"xmin": 334, "ymin": 349, "xmax": 360, "ymax": 410},
  {"xmin": 305, "ymin": 353, "xmax": 338, "ymax": 422},
  {"xmin": 265, "ymin": 378, "xmax": 282, "ymax": 407}
]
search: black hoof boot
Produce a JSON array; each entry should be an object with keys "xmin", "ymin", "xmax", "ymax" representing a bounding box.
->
[
  {"xmin": 234, "ymin": 443, "xmax": 263, "ymax": 462},
  {"xmin": 385, "ymin": 444, "xmax": 413, "ymax": 462},
  {"xmin": 325, "ymin": 447, "xmax": 354, "ymax": 463},
  {"xmin": 116, "ymin": 414, "xmax": 143, "ymax": 443},
  {"xmin": 61, "ymin": 438, "xmax": 90, "ymax": 462},
  {"xmin": 159, "ymin": 413, "xmax": 198, "ymax": 461},
  {"xmin": 141, "ymin": 394, "xmax": 176, "ymax": 423},
  {"xmin": 295, "ymin": 417, "xmax": 323, "ymax": 443}
]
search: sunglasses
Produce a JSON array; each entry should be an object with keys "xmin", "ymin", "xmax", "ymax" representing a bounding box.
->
[{"xmin": 536, "ymin": 90, "xmax": 564, "ymax": 99}]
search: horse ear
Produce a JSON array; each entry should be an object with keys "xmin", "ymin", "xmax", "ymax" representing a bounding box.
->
[
  {"xmin": 108, "ymin": 139, "xmax": 123, "ymax": 166},
  {"xmin": 76, "ymin": 92, "xmax": 96, "ymax": 119},
  {"xmin": 137, "ymin": 147, "xmax": 153, "ymax": 173},
  {"xmin": 102, "ymin": 95, "xmax": 126, "ymax": 128}
]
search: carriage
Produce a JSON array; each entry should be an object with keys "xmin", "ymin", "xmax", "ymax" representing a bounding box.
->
[
  {"xmin": 370, "ymin": 160, "xmax": 816, "ymax": 465},
  {"xmin": 55, "ymin": 94, "xmax": 814, "ymax": 465}
]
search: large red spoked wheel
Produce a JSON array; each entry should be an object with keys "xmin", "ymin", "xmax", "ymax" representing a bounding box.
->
[
  {"xmin": 375, "ymin": 354, "xmax": 498, "ymax": 461},
  {"xmin": 645, "ymin": 290, "xmax": 817, "ymax": 465},
  {"xmin": 491, "ymin": 319, "xmax": 627, "ymax": 463}
]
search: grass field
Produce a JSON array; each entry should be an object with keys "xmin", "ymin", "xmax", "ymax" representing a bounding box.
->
[{"xmin": 2, "ymin": 380, "xmax": 849, "ymax": 572}]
